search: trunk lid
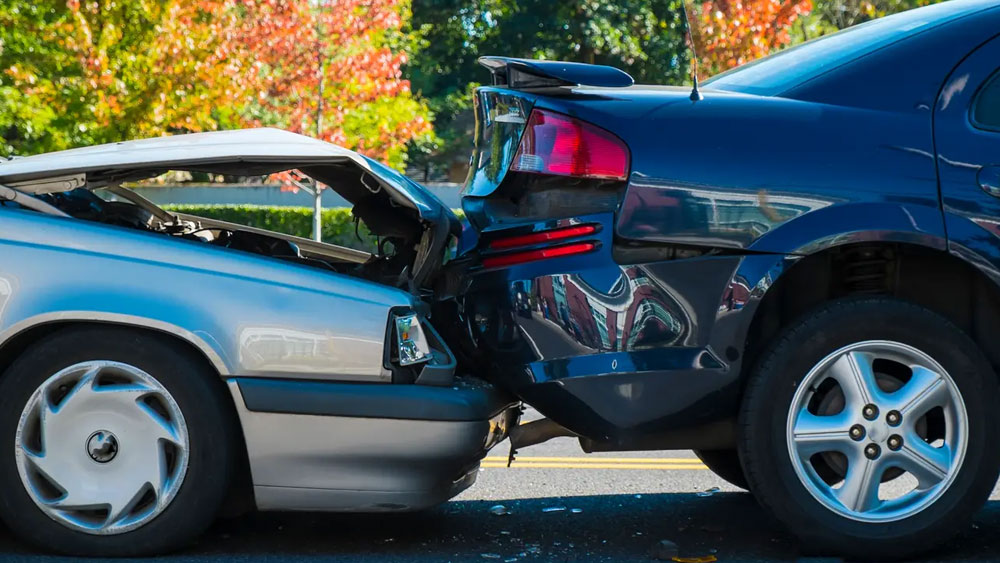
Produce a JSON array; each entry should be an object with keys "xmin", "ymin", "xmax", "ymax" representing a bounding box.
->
[
  {"xmin": 0, "ymin": 128, "xmax": 461, "ymax": 289},
  {"xmin": 0, "ymin": 128, "xmax": 459, "ymax": 231}
]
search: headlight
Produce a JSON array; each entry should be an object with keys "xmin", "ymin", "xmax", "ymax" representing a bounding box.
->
[{"xmin": 394, "ymin": 313, "xmax": 432, "ymax": 366}]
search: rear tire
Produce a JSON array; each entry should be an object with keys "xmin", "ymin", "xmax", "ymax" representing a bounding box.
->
[
  {"xmin": 694, "ymin": 449, "xmax": 748, "ymax": 489},
  {"xmin": 739, "ymin": 297, "xmax": 1000, "ymax": 560},
  {"xmin": 0, "ymin": 326, "xmax": 238, "ymax": 556}
]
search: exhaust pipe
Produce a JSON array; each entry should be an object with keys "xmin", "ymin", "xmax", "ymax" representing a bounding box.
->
[{"xmin": 508, "ymin": 418, "xmax": 577, "ymax": 450}]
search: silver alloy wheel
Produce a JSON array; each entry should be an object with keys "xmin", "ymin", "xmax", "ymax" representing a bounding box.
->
[
  {"xmin": 14, "ymin": 361, "xmax": 189, "ymax": 534},
  {"xmin": 787, "ymin": 340, "xmax": 967, "ymax": 522}
]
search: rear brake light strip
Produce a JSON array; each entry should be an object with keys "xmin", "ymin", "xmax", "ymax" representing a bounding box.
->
[
  {"xmin": 481, "ymin": 242, "xmax": 597, "ymax": 269},
  {"xmin": 488, "ymin": 224, "xmax": 598, "ymax": 250}
]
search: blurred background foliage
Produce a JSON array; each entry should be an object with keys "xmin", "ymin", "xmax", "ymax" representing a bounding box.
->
[
  {"xmin": 0, "ymin": 0, "xmax": 431, "ymax": 169},
  {"xmin": 407, "ymin": 0, "xmax": 690, "ymax": 179},
  {"xmin": 0, "ymin": 0, "xmax": 940, "ymax": 177}
]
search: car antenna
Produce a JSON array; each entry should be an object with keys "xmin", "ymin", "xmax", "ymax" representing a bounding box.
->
[{"xmin": 679, "ymin": 0, "xmax": 703, "ymax": 102}]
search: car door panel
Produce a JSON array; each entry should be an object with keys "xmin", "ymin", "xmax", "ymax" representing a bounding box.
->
[{"xmin": 935, "ymin": 35, "xmax": 1000, "ymax": 280}]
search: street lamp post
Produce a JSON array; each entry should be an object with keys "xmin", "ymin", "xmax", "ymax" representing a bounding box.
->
[
  {"xmin": 312, "ymin": 180, "xmax": 323, "ymax": 241},
  {"xmin": 311, "ymin": 43, "xmax": 327, "ymax": 242}
]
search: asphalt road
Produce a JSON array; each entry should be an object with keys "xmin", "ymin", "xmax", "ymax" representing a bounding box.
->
[{"xmin": 5, "ymin": 416, "xmax": 1000, "ymax": 562}]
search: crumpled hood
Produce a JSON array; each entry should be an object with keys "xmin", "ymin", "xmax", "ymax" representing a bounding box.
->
[{"xmin": 0, "ymin": 127, "xmax": 459, "ymax": 234}]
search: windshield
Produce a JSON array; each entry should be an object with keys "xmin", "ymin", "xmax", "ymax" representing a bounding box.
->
[{"xmin": 702, "ymin": 0, "xmax": 993, "ymax": 96}]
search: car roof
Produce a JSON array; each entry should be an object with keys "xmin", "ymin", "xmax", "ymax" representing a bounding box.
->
[
  {"xmin": 703, "ymin": 0, "xmax": 1000, "ymax": 97},
  {"xmin": 0, "ymin": 128, "xmax": 358, "ymax": 185}
]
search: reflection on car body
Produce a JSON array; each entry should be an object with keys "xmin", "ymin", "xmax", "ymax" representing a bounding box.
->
[{"xmin": 529, "ymin": 268, "xmax": 689, "ymax": 354}]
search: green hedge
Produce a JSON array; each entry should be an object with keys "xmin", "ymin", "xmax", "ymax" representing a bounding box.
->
[{"xmin": 165, "ymin": 204, "xmax": 379, "ymax": 252}]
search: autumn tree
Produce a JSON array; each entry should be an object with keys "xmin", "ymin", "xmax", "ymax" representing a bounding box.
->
[
  {"xmin": 790, "ymin": 0, "xmax": 940, "ymax": 41},
  {"xmin": 812, "ymin": 0, "xmax": 933, "ymax": 30},
  {"xmin": 0, "ymin": 0, "xmax": 243, "ymax": 156},
  {"xmin": 691, "ymin": 0, "xmax": 813, "ymax": 75},
  {"xmin": 227, "ymin": 0, "xmax": 431, "ymax": 170},
  {"xmin": 0, "ymin": 0, "xmax": 430, "ymax": 171}
]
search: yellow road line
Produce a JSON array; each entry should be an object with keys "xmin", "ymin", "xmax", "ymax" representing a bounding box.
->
[
  {"xmin": 480, "ymin": 462, "xmax": 708, "ymax": 470},
  {"xmin": 483, "ymin": 456, "xmax": 704, "ymax": 464},
  {"xmin": 480, "ymin": 456, "xmax": 708, "ymax": 470}
]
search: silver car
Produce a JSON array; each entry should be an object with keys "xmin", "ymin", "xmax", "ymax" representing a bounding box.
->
[{"xmin": 0, "ymin": 128, "xmax": 517, "ymax": 556}]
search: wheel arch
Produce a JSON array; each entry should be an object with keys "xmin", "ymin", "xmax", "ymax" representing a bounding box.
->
[
  {"xmin": 740, "ymin": 241, "xmax": 1000, "ymax": 388},
  {"xmin": 0, "ymin": 313, "xmax": 231, "ymax": 377}
]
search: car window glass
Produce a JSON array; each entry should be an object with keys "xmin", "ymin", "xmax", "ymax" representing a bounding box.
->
[
  {"xmin": 702, "ymin": 1, "xmax": 987, "ymax": 96},
  {"xmin": 974, "ymin": 71, "xmax": 1000, "ymax": 131}
]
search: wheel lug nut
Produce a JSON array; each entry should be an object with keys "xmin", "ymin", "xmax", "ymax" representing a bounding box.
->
[
  {"xmin": 849, "ymin": 424, "xmax": 866, "ymax": 441},
  {"xmin": 887, "ymin": 435, "xmax": 903, "ymax": 451},
  {"xmin": 864, "ymin": 443, "xmax": 881, "ymax": 460},
  {"xmin": 862, "ymin": 404, "xmax": 879, "ymax": 421},
  {"xmin": 886, "ymin": 410, "xmax": 901, "ymax": 426}
]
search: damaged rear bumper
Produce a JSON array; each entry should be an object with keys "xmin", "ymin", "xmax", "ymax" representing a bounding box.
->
[{"xmin": 227, "ymin": 375, "xmax": 518, "ymax": 512}]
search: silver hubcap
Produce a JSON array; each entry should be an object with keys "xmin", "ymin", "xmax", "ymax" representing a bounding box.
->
[
  {"xmin": 787, "ymin": 341, "xmax": 967, "ymax": 522},
  {"xmin": 15, "ymin": 361, "xmax": 189, "ymax": 534}
]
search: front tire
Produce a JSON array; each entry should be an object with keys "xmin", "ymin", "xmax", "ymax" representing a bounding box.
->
[
  {"xmin": 0, "ymin": 327, "xmax": 238, "ymax": 556},
  {"xmin": 739, "ymin": 297, "xmax": 1000, "ymax": 560}
]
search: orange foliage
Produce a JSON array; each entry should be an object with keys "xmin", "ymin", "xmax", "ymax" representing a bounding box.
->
[
  {"xmin": 228, "ymin": 0, "xmax": 431, "ymax": 166},
  {"xmin": 0, "ymin": 0, "xmax": 428, "ymax": 167},
  {"xmin": 7, "ymin": 0, "xmax": 244, "ymax": 143},
  {"xmin": 691, "ymin": 0, "xmax": 814, "ymax": 75}
]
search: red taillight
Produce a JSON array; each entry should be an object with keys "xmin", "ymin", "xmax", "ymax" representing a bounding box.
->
[
  {"xmin": 488, "ymin": 224, "xmax": 598, "ymax": 250},
  {"xmin": 482, "ymin": 242, "xmax": 597, "ymax": 269},
  {"xmin": 510, "ymin": 109, "xmax": 629, "ymax": 180}
]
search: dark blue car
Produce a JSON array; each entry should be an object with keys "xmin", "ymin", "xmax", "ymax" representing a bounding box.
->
[{"xmin": 441, "ymin": 0, "xmax": 1000, "ymax": 558}]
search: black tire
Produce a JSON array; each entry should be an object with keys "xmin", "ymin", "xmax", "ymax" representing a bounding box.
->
[
  {"xmin": 0, "ymin": 326, "xmax": 239, "ymax": 556},
  {"xmin": 739, "ymin": 297, "xmax": 1000, "ymax": 560},
  {"xmin": 694, "ymin": 449, "xmax": 748, "ymax": 489}
]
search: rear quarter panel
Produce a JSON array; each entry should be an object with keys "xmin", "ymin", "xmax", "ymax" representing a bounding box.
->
[
  {"xmin": 0, "ymin": 207, "xmax": 414, "ymax": 381},
  {"xmin": 533, "ymin": 90, "xmax": 945, "ymax": 253}
]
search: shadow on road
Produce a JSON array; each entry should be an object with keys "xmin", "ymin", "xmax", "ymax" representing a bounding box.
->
[{"xmin": 1, "ymin": 493, "xmax": 999, "ymax": 561}]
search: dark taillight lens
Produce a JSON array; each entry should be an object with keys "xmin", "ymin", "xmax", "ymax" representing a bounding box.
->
[
  {"xmin": 482, "ymin": 242, "xmax": 597, "ymax": 269},
  {"xmin": 488, "ymin": 224, "xmax": 598, "ymax": 250},
  {"xmin": 510, "ymin": 109, "xmax": 629, "ymax": 181}
]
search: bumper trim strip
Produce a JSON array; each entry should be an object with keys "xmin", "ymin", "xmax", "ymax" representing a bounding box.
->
[{"xmin": 235, "ymin": 377, "xmax": 517, "ymax": 422}]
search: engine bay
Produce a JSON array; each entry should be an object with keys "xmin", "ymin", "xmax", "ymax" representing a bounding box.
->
[{"xmin": 30, "ymin": 184, "xmax": 430, "ymax": 289}]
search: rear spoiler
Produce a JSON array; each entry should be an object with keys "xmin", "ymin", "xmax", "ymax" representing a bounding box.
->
[{"xmin": 478, "ymin": 56, "xmax": 634, "ymax": 89}]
